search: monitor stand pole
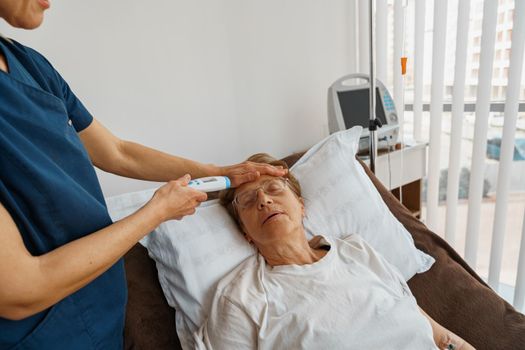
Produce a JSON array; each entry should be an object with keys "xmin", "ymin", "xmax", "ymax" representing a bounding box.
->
[{"xmin": 368, "ymin": 0, "xmax": 381, "ymax": 174}]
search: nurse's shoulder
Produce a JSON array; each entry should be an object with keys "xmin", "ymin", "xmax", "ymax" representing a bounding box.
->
[
  {"xmin": 6, "ymin": 37, "xmax": 56, "ymax": 70},
  {"xmin": 3, "ymin": 37, "xmax": 71, "ymax": 99}
]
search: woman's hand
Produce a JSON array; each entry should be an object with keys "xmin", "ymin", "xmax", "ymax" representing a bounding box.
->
[
  {"xmin": 218, "ymin": 162, "xmax": 288, "ymax": 188},
  {"xmin": 150, "ymin": 174, "xmax": 208, "ymax": 222},
  {"xmin": 417, "ymin": 306, "xmax": 476, "ymax": 350},
  {"xmin": 439, "ymin": 333, "xmax": 476, "ymax": 350}
]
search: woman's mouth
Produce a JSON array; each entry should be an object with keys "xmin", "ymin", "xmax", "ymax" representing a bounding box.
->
[{"xmin": 262, "ymin": 212, "xmax": 283, "ymax": 225}]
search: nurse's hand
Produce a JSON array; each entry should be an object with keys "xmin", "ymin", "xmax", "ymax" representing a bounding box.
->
[
  {"xmin": 150, "ymin": 174, "xmax": 208, "ymax": 221},
  {"xmin": 218, "ymin": 162, "xmax": 288, "ymax": 188}
]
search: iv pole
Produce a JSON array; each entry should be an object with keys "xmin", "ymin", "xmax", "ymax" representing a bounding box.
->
[{"xmin": 368, "ymin": 0, "xmax": 381, "ymax": 173}]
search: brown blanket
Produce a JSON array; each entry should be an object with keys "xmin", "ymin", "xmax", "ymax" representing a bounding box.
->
[{"xmin": 123, "ymin": 154, "xmax": 525, "ymax": 350}]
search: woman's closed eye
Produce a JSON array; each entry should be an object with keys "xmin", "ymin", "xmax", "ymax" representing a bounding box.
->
[
  {"xmin": 266, "ymin": 181, "xmax": 285, "ymax": 193},
  {"xmin": 235, "ymin": 179, "xmax": 288, "ymax": 208},
  {"xmin": 237, "ymin": 191, "xmax": 258, "ymax": 207}
]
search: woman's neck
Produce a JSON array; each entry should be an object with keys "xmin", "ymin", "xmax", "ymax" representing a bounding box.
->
[{"xmin": 257, "ymin": 230, "xmax": 328, "ymax": 267}]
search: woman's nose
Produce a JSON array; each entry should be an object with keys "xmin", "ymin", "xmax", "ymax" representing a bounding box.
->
[{"xmin": 256, "ymin": 190, "xmax": 273, "ymax": 209}]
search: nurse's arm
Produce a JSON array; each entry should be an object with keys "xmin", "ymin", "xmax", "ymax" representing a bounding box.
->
[
  {"xmin": 418, "ymin": 306, "xmax": 475, "ymax": 349},
  {"xmin": 0, "ymin": 178, "xmax": 206, "ymax": 321},
  {"xmin": 78, "ymin": 118, "xmax": 286, "ymax": 187}
]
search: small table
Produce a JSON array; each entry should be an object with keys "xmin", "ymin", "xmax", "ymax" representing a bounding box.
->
[{"xmin": 359, "ymin": 142, "xmax": 428, "ymax": 219}]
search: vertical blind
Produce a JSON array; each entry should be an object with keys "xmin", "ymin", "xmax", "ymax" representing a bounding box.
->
[{"xmin": 360, "ymin": 0, "xmax": 525, "ymax": 310}]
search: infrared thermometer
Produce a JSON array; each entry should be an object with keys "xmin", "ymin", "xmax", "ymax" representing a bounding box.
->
[{"xmin": 187, "ymin": 176, "xmax": 231, "ymax": 192}]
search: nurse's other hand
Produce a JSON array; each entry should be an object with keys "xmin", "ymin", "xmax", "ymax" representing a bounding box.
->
[
  {"xmin": 151, "ymin": 174, "xmax": 208, "ymax": 221},
  {"xmin": 219, "ymin": 162, "xmax": 288, "ymax": 188}
]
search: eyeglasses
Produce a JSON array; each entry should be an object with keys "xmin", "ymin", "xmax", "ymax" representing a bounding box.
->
[{"xmin": 233, "ymin": 178, "xmax": 289, "ymax": 210}]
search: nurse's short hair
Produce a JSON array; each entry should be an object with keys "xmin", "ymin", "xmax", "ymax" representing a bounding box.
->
[{"xmin": 219, "ymin": 153, "xmax": 302, "ymax": 227}]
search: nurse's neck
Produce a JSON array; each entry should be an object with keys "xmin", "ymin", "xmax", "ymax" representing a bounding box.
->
[{"xmin": 0, "ymin": 52, "xmax": 8, "ymax": 73}]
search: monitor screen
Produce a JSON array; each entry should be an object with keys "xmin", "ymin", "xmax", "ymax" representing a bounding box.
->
[{"xmin": 337, "ymin": 88, "xmax": 387, "ymax": 129}]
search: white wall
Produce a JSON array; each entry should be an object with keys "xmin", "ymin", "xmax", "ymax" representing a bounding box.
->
[{"xmin": 1, "ymin": 0, "xmax": 358, "ymax": 196}]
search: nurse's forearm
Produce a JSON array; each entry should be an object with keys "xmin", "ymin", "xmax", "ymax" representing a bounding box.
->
[
  {"xmin": 7, "ymin": 200, "xmax": 164, "ymax": 320},
  {"xmin": 116, "ymin": 140, "xmax": 219, "ymax": 181},
  {"xmin": 78, "ymin": 119, "xmax": 218, "ymax": 181}
]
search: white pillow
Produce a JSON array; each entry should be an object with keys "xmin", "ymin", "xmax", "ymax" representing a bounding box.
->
[
  {"xmin": 106, "ymin": 195, "xmax": 253, "ymax": 332},
  {"xmin": 105, "ymin": 126, "xmax": 434, "ymax": 347},
  {"xmin": 292, "ymin": 126, "xmax": 435, "ymax": 281},
  {"xmin": 141, "ymin": 200, "xmax": 255, "ymax": 329}
]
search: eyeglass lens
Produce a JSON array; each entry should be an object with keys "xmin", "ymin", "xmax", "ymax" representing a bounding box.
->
[{"xmin": 236, "ymin": 179, "xmax": 286, "ymax": 208}]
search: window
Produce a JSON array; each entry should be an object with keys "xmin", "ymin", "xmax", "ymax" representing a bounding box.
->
[
  {"xmin": 474, "ymin": 19, "xmax": 482, "ymax": 31},
  {"xmin": 492, "ymin": 86, "xmax": 499, "ymax": 98},
  {"xmin": 474, "ymin": 36, "xmax": 481, "ymax": 46},
  {"xmin": 475, "ymin": 2, "xmax": 484, "ymax": 13},
  {"xmin": 467, "ymin": 86, "xmax": 477, "ymax": 100},
  {"xmin": 498, "ymin": 12, "xmax": 505, "ymax": 25},
  {"xmin": 445, "ymin": 86, "xmax": 453, "ymax": 100}
]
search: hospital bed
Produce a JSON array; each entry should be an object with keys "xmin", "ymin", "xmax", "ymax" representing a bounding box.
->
[{"xmin": 121, "ymin": 153, "xmax": 525, "ymax": 350}]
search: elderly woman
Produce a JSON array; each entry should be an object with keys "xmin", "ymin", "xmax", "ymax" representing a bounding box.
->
[{"xmin": 196, "ymin": 154, "xmax": 475, "ymax": 350}]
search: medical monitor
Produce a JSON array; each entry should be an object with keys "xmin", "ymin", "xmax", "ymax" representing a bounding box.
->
[
  {"xmin": 337, "ymin": 88, "xmax": 388, "ymax": 129},
  {"xmin": 328, "ymin": 74, "xmax": 399, "ymax": 153}
]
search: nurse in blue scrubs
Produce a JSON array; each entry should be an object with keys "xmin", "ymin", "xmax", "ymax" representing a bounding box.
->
[{"xmin": 0, "ymin": 1, "xmax": 286, "ymax": 349}]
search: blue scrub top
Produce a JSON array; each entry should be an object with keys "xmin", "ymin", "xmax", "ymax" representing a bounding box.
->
[{"xmin": 0, "ymin": 37, "xmax": 126, "ymax": 349}]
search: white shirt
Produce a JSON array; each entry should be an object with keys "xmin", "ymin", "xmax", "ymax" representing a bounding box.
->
[{"xmin": 195, "ymin": 234, "xmax": 438, "ymax": 350}]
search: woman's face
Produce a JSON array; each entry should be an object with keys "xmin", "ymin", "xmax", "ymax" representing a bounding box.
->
[
  {"xmin": 234, "ymin": 175, "xmax": 305, "ymax": 247},
  {"xmin": 0, "ymin": 0, "xmax": 49, "ymax": 29}
]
